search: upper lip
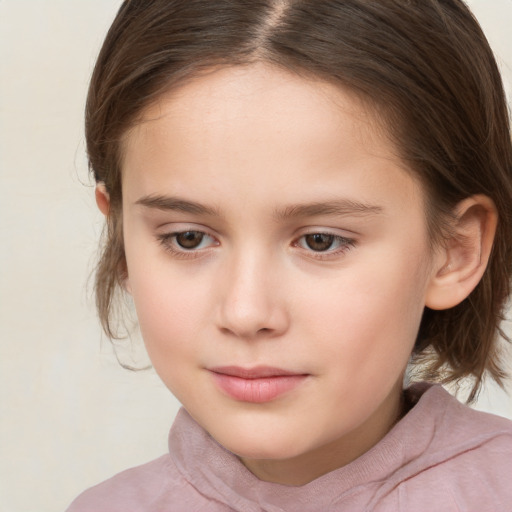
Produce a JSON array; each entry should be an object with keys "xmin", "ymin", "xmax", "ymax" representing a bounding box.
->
[{"xmin": 208, "ymin": 366, "xmax": 306, "ymax": 379}]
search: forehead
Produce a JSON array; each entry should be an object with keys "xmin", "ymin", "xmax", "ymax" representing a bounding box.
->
[
  {"xmin": 123, "ymin": 63, "xmax": 392, "ymax": 161},
  {"xmin": 120, "ymin": 63, "xmax": 424, "ymax": 218}
]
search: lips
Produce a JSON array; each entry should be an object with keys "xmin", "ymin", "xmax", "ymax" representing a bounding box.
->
[{"xmin": 209, "ymin": 366, "xmax": 308, "ymax": 403}]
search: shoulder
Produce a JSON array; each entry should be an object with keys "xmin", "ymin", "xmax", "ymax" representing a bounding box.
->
[
  {"xmin": 402, "ymin": 383, "xmax": 512, "ymax": 443},
  {"xmin": 65, "ymin": 408, "xmax": 238, "ymax": 512},
  {"xmin": 374, "ymin": 384, "xmax": 512, "ymax": 511},
  {"xmin": 393, "ymin": 424, "xmax": 512, "ymax": 512},
  {"xmin": 410, "ymin": 384, "xmax": 512, "ymax": 479},
  {"xmin": 423, "ymin": 384, "xmax": 512, "ymax": 454},
  {"xmin": 65, "ymin": 455, "xmax": 180, "ymax": 512},
  {"xmin": 427, "ymin": 389, "xmax": 512, "ymax": 505}
]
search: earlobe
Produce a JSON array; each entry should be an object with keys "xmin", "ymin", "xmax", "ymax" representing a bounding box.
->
[
  {"xmin": 425, "ymin": 195, "xmax": 497, "ymax": 311},
  {"xmin": 95, "ymin": 183, "xmax": 110, "ymax": 216}
]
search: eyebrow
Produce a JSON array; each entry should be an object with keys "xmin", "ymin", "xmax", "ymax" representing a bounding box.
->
[
  {"xmin": 135, "ymin": 195, "xmax": 383, "ymax": 220},
  {"xmin": 274, "ymin": 200, "xmax": 384, "ymax": 220},
  {"xmin": 135, "ymin": 195, "xmax": 221, "ymax": 216}
]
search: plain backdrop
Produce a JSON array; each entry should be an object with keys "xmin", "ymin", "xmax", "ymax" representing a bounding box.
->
[{"xmin": 1, "ymin": 1, "xmax": 511, "ymax": 511}]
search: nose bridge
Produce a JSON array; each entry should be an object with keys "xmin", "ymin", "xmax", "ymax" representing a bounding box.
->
[{"xmin": 217, "ymin": 243, "xmax": 288, "ymax": 339}]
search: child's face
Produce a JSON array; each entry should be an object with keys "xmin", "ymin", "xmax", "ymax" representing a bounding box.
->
[{"xmin": 120, "ymin": 63, "xmax": 439, "ymax": 484}]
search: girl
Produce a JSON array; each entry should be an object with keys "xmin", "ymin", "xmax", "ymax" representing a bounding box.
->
[{"xmin": 68, "ymin": 0, "xmax": 512, "ymax": 510}]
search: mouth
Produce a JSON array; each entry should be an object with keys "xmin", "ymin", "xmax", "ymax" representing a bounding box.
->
[{"xmin": 208, "ymin": 366, "xmax": 309, "ymax": 403}]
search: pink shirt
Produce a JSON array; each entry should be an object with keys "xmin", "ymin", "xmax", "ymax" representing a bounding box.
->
[{"xmin": 67, "ymin": 383, "xmax": 512, "ymax": 511}]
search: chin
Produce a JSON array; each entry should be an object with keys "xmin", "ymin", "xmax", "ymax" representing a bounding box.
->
[{"xmin": 212, "ymin": 427, "xmax": 308, "ymax": 461}]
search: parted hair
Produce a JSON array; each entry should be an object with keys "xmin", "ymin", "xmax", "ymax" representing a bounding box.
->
[{"xmin": 86, "ymin": 0, "xmax": 512, "ymax": 400}]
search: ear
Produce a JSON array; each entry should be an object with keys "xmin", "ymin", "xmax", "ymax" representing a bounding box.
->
[
  {"xmin": 95, "ymin": 182, "xmax": 110, "ymax": 216},
  {"xmin": 94, "ymin": 182, "xmax": 132, "ymax": 294},
  {"xmin": 425, "ymin": 195, "xmax": 497, "ymax": 310}
]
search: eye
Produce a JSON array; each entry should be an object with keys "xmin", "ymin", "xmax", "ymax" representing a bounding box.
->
[
  {"xmin": 175, "ymin": 231, "xmax": 208, "ymax": 249},
  {"xmin": 295, "ymin": 232, "xmax": 355, "ymax": 255},
  {"xmin": 157, "ymin": 230, "xmax": 217, "ymax": 253},
  {"xmin": 303, "ymin": 233, "xmax": 336, "ymax": 252}
]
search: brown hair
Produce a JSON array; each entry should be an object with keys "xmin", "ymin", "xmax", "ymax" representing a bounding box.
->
[{"xmin": 86, "ymin": 0, "xmax": 512, "ymax": 400}]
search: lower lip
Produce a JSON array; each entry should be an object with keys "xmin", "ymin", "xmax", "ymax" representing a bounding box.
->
[{"xmin": 210, "ymin": 372, "xmax": 307, "ymax": 403}]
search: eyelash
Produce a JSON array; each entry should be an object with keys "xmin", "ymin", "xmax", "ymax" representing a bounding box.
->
[
  {"xmin": 156, "ymin": 230, "xmax": 356, "ymax": 261},
  {"xmin": 156, "ymin": 231, "xmax": 218, "ymax": 259}
]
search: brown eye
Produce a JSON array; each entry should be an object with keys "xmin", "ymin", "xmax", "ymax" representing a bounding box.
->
[
  {"xmin": 304, "ymin": 233, "xmax": 335, "ymax": 252},
  {"xmin": 175, "ymin": 231, "xmax": 205, "ymax": 249}
]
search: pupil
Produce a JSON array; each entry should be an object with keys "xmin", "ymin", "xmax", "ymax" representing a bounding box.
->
[
  {"xmin": 176, "ymin": 231, "xmax": 203, "ymax": 249},
  {"xmin": 306, "ymin": 233, "xmax": 334, "ymax": 251}
]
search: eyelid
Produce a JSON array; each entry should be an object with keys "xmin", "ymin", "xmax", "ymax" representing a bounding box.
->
[
  {"xmin": 293, "ymin": 226, "xmax": 357, "ymax": 241},
  {"xmin": 155, "ymin": 221, "xmax": 220, "ymax": 239}
]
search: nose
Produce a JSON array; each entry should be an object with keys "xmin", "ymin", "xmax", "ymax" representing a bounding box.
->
[{"xmin": 216, "ymin": 250, "xmax": 289, "ymax": 340}]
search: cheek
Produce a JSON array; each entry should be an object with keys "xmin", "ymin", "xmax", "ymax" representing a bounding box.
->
[
  {"xmin": 128, "ymin": 274, "xmax": 208, "ymax": 397},
  {"xmin": 297, "ymin": 246, "xmax": 429, "ymax": 371},
  {"xmin": 126, "ymin": 257, "xmax": 209, "ymax": 360},
  {"xmin": 135, "ymin": 281, "xmax": 199, "ymax": 331}
]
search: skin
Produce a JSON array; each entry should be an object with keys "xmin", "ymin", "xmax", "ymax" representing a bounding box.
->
[{"xmin": 98, "ymin": 63, "xmax": 497, "ymax": 486}]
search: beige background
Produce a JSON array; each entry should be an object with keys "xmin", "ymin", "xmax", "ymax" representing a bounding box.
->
[{"xmin": 0, "ymin": 1, "xmax": 511, "ymax": 511}]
